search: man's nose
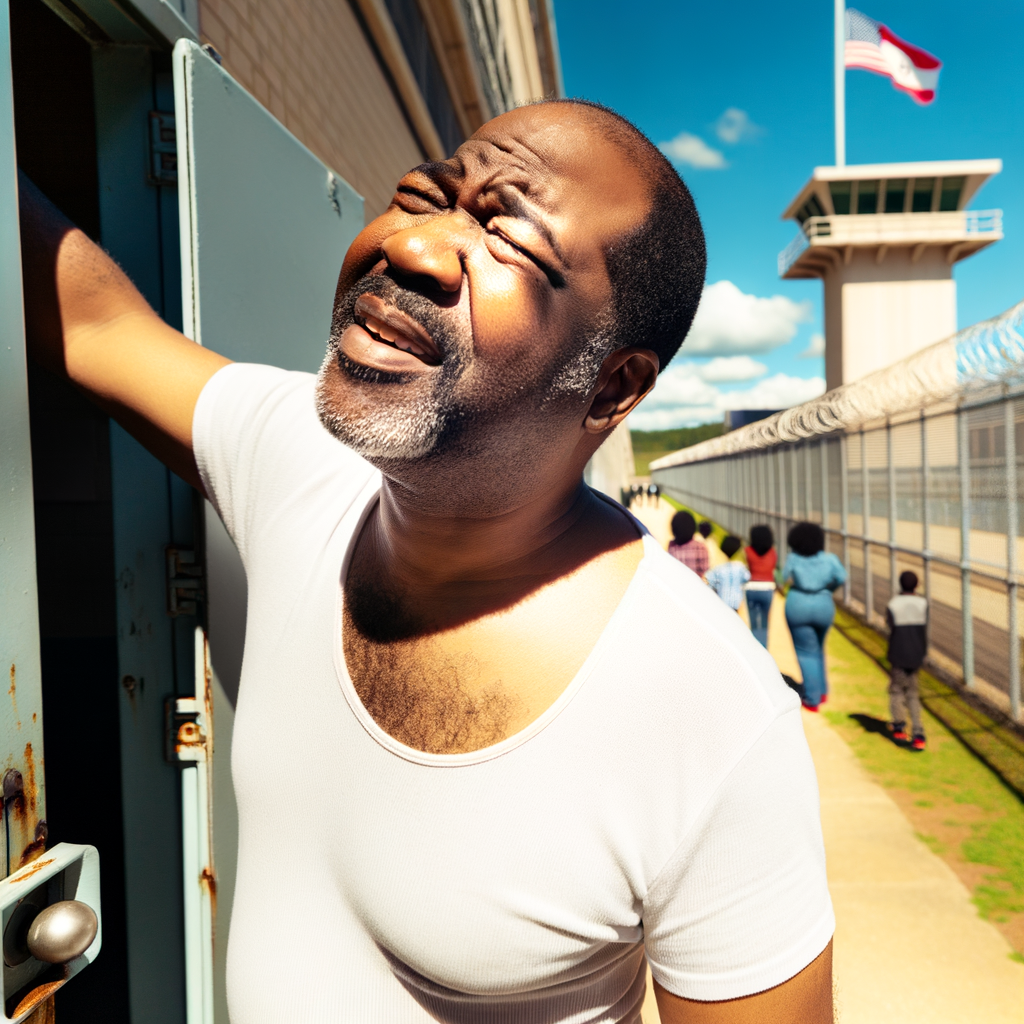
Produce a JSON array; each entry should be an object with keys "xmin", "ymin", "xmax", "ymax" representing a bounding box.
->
[{"xmin": 381, "ymin": 213, "xmax": 471, "ymax": 293}]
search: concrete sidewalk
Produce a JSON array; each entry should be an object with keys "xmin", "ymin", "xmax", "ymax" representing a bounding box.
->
[{"xmin": 633, "ymin": 499, "xmax": 1024, "ymax": 1021}]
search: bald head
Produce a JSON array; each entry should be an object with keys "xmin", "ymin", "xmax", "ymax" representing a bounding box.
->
[{"xmin": 535, "ymin": 100, "xmax": 707, "ymax": 371}]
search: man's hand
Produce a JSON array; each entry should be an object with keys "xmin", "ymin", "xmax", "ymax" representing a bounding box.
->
[
  {"xmin": 18, "ymin": 172, "xmax": 230, "ymax": 490},
  {"xmin": 654, "ymin": 941, "xmax": 833, "ymax": 1024}
]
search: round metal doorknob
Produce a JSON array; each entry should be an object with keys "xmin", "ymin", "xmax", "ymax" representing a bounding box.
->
[{"xmin": 26, "ymin": 901, "xmax": 97, "ymax": 964}]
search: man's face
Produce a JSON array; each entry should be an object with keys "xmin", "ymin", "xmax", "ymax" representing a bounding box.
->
[{"xmin": 315, "ymin": 104, "xmax": 650, "ymax": 465}]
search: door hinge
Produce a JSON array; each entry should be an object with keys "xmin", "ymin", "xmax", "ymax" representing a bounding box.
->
[
  {"xmin": 165, "ymin": 697, "xmax": 207, "ymax": 764},
  {"xmin": 166, "ymin": 546, "xmax": 204, "ymax": 616},
  {"xmin": 149, "ymin": 111, "xmax": 177, "ymax": 185}
]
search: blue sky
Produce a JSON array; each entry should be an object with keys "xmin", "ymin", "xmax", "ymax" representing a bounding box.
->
[{"xmin": 553, "ymin": 0, "xmax": 1024, "ymax": 428}]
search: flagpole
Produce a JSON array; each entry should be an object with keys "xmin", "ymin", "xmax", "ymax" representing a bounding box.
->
[{"xmin": 835, "ymin": 0, "xmax": 845, "ymax": 166}]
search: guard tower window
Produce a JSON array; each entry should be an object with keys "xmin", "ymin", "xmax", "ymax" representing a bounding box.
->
[
  {"xmin": 829, "ymin": 181, "xmax": 851, "ymax": 215},
  {"xmin": 795, "ymin": 193, "xmax": 825, "ymax": 225},
  {"xmin": 856, "ymin": 179, "xmax": 878, "ymax": 214},
  {"xmin": 912, "ymin": 177, "xmax": 935, "ymax": 212},
  {"xmin": 884, "ymin": 179, "xmax": 907, "ymax": 213},
  {"xmin": 938, "ymin": 176, "xmax": 965, "ymax": 212}
]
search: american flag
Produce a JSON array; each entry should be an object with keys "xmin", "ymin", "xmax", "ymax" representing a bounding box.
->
[{"xmin": 844, "ymin": 8, "xmax": 942, "ymax": 105}]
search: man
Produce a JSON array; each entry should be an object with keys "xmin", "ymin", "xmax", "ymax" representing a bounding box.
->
[
  {"xmin": 20, "ymin": 100, "xmax": 833, "ymax": 1023},
  {"xmin": 886, "ymin": 570, "xmax": 928, "ymax": 751}
]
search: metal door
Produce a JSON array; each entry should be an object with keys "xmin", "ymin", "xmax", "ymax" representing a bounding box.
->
[
  {"xmin": 1, "ymin": 3, "xmax": 102, "ymax": 1020},
  {"xmin": 0, "ymin": 0, "xmax": 47, "ymax": 888},
  {"xmin": 172, "ymin": 39, "xmax": 363, "ymax": 1023}
]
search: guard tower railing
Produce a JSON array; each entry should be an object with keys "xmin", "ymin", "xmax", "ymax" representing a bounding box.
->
[
  {"xmin": 778, "ymin": 210, "xmax": 1003, "ymax": 277},
  {"xmin": 651, "ymin": 299, "xmax": 1024, "ymax": 723}
]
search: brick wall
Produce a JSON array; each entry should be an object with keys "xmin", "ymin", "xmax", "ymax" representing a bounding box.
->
[{"xmin": 198, "ymin": 0, "xmax": 425, "ymax": 219}]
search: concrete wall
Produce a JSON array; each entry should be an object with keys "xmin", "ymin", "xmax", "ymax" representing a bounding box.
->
[
  {"xmin": 823, "ymin": 247, "xmax": 957, "ymax": 391},
  {"xmin": 585, "ymin": 422, "xmax": 634, "ymax": 502},
  {"xmin": 197, "ymin": 0, "xmax": 425, "ymax": 218}
]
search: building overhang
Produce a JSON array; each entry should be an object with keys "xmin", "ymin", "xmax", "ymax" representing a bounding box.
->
[{"xmin": 782, "ymin": 159, "xmax": 1002, "ymax": 222}]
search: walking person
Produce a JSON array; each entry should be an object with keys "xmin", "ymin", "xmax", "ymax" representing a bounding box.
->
[
  {"xmin": 886, "ymin": 571, "xmax": 928, "ymax": 751},
  {"xmin": 667, "ymin": 511, "xmax": 709, "ymax": 577},
  {"xmin": 745, "ymin": 525, "xmax": 777, "ymax": 649},
  {"xmin": 782, "ymin": 523, "xmax": 847, "ymax": 711},
  {"xmin": 697, "ymin": 518, "xmax": 727, "ymax": 568},
  {"xmin": 706, "ymin": 536, "xmax": 751, "ymax": 611}
]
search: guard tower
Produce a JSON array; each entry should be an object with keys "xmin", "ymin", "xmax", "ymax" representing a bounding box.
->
[{"xmin": 779, "ymin": 160, "xmax": 1002, "ymax": 389}]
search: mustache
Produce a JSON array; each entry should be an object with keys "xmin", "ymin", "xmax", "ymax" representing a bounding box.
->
[{"xmin": 331, "ymin": 273, "xmax": 466, "ymax": 365}]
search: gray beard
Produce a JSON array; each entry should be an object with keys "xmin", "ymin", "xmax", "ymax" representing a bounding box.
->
[
  {"xmin": 315, "ymin": 348, "xmax": 466, "ymax": 461},
  {"xmin": 314, "ymin": 275, "xmax": 616, "ymax": 463}
]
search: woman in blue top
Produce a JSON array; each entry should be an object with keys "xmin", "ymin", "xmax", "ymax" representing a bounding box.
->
[{"xmin": 782, "ymin": 521, "xmax": 847, "ymax": 710}]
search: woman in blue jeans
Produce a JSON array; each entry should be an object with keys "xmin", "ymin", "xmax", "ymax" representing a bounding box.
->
[{"xmin": 782, "ymin": 522, "xmax": 847, "ymax": 710}]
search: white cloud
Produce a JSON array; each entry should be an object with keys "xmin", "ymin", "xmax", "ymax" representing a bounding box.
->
[
  {"xmin": 683, "ymin": 280, "xmax": 812, "ymax": 355},
  {"xmin": 800, "ymin": 332, "xmax": 826, "ymax": 358},
  {"xmin": 638, "ymin": 362, "xmax": 718, "ymax": 411},
  {"xmin": 717, "ymin": 373, "xmax": 826, "ymax": 411},
  {"xmin": 697, "ymin": 355, "xmax": 767, "ymax": 382},
  {"xmin": 630, "ymin": 369, "xmax": 825, "ymax": 431},
  {"xmin": 630, "ymin": 407, "xmax": 722, "ymax": 430},
  {"xmin": 714, "ymin": 107, "xmax": 764, "ymax": 144},
  {"xmin": 658, "ymin": 132, "xmax": 727, "ymax": 169}
]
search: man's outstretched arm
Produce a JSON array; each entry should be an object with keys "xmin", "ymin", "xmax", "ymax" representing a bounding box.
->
[
  {"xmin": 18, "ymin": 173, "xmax": 231, "ymax": 490},
  {"xmin": 654, "ymin": 940, "xmax": 833, "ymax": 1024}
]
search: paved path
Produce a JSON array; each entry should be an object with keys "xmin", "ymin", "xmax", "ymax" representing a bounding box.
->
[{"xmin": 632, "ymin": 499, "xmax": 1024, "ymax": 1022}]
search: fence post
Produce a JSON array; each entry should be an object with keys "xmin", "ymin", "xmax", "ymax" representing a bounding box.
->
[
  {"xmin": 821, "ymin": 439, "xmax": 830, "ymax": 543},
  {"xmin": 888, "ymin": 420, "xmax": 897, "ymax": 599},
  {"xmin": 805, "ymin": 443, "xmax": 814, "ymax": 521},
  {"xmin": 841, "ymin": 434, "xmax": 850, "ymax": 603},
  {"xmin": 862, "ymin": 429, "xmax": 873, "ymax": 623},
  {"xmin": 959, "ymin": 406, "xmax": 975, "ymax": 690},
  {"xmin": 1005, "ymin": 395, "xmax": 1020, "ymax": 720},
  {"xmin": 777, "ymin": 447, "xmax": 787, "ymax": 561},
  {"xmin": 921, "ymin": 412, "xmax": 931, "ymax": 615},
  {"xmin": 791, "ymin": 447, "xmax": 799, "ymax": 524}
]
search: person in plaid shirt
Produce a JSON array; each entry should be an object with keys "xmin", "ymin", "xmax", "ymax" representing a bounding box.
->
[
  {"xmin": 706, "ymin": 536, "xmax": 752, "ymax": 611},
  {"xmin": 667, "ymin": 511, "xmax": 709, "ymax": 577}
]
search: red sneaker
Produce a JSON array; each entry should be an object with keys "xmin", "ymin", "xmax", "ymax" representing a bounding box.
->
[
  {"xmin": 911, "ymin": 734, "xmax": 926, "ymax": 751},
  {"xmin": 802, "ymin": 702, "xmax": 820, "ymax": 713},
  {"xmin": 889, "ymin": 722, "xmax": 908, "ymax": 742},
  {"xmin": 819, "ymin": 693, "xmax": 828, "ymax": 705}
]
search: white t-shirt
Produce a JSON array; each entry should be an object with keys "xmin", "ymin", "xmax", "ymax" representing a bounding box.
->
[{"xmin": 194, "ymin": 364, "xmax": 834, "ymax": 1024}]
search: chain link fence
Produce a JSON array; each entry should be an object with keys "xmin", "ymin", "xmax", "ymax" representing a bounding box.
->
[{"xmin": 651, "ymin": 300, "xmax": 1024, "ymax": 723}]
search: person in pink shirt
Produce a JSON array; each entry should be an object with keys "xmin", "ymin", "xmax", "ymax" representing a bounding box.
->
[{"xmin": 667, "ymin": 511, "xmax": 709, "ymax": 577}]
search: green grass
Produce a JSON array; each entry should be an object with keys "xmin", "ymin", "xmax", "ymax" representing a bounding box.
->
[
  {"xmin": 823, "ymin": 626, "xmax": 1024, "ymax": 943},
  {"xmin": 833, "ymin": 607, "xmax": 1024, "ymax": 799},
  {"xmin": 631, "ymin": 424, "xmax": 722, "ymax": 476}
]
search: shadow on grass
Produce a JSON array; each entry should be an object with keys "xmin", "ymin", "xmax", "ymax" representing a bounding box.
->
[
  {"xmin": 848, "ymin": 712, "xmax": 892, "ymax": 737},
  {"xmin": 847, "ymin": 713, "xmax": 916, "ymax": 750}
]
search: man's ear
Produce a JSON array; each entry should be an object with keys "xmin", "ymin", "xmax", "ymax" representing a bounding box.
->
[{"xmin": 584, "ymin": 347, "xmax": 659, "ymax": 433}]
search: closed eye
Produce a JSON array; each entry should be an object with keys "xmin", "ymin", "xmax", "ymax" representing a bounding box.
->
[
  {"xmin": 393, "ymin": 184, "xmax": 448, "ymax": 213},
  {"xmin": 486, "ymin": 226, "xmax": 565, "ymax": 288}
]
